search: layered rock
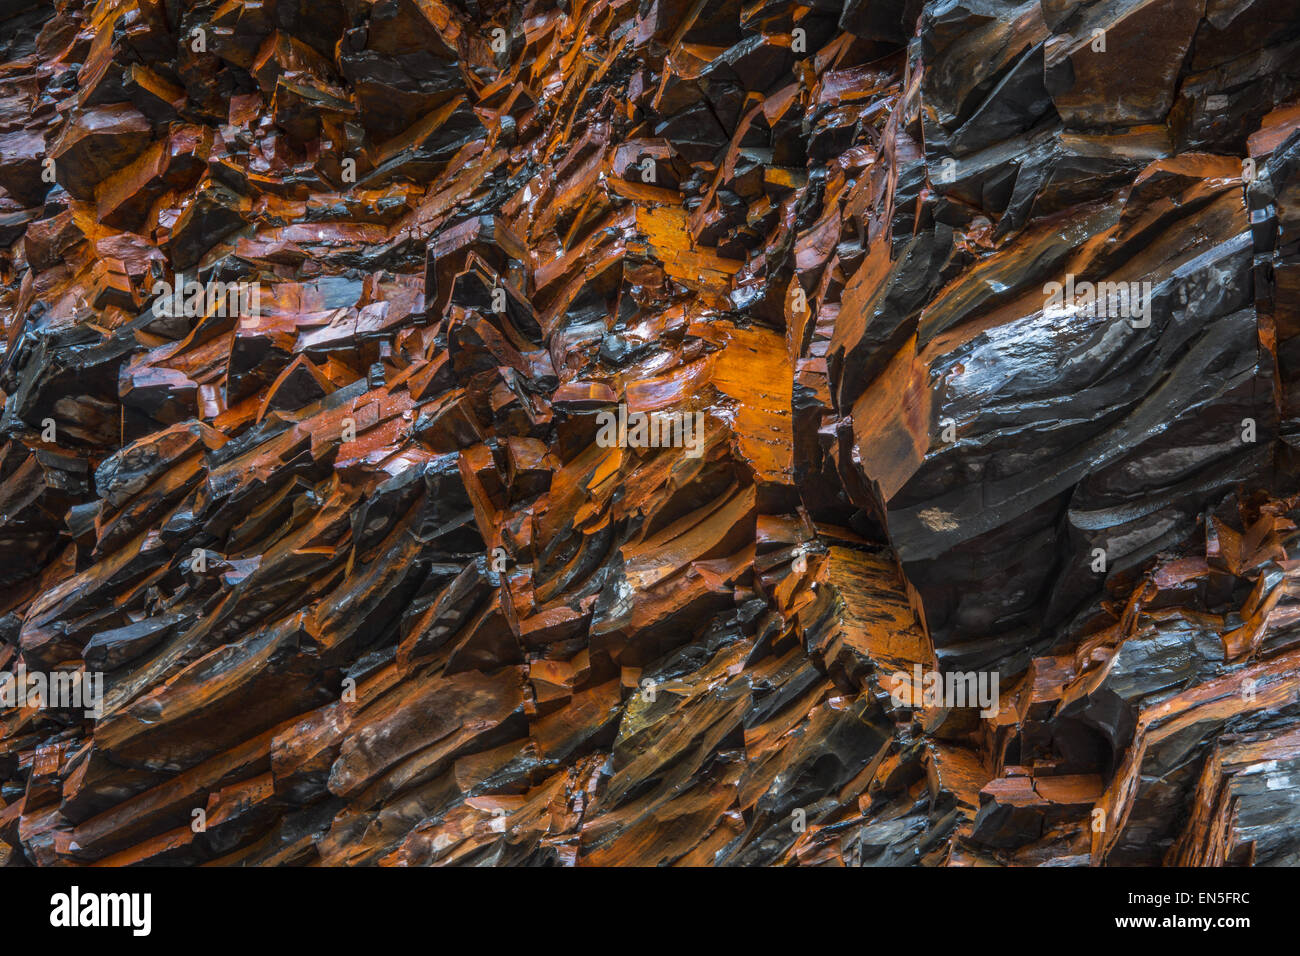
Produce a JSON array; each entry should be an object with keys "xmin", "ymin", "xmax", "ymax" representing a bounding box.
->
[{"xmin": 0, "ymin": 0, "xmax": 1298, "ymax": 867}]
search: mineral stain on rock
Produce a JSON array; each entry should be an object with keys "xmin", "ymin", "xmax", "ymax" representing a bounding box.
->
[{"xmin": 0, "ymin": 0, "xmax": 1298, "ymax": 867}]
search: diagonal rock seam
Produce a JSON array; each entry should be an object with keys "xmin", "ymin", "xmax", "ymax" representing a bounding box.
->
[{"xmin": 0, "ymin": 0, "xmax": 1297, "ymax": 866}]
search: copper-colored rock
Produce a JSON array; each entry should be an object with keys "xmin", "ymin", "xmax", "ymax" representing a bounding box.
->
[{"xmin": 0, "ymin": 0, "xmax": 1299, "ymax": 872}]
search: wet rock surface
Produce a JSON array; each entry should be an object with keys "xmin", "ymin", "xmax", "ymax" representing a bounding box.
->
[{"xmin": 0, "ymin": 0, "xmax": 1299, "ymax": 866}]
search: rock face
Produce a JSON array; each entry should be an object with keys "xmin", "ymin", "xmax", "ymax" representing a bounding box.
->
[{"xmin": 0, "ymin": 0, "xmax": 1298, "ymax": 867}]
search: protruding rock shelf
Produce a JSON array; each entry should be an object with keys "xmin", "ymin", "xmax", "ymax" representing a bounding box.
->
[{"xmin": 0, "ymin": 0, "xmax": 1298, "ymax": 867}]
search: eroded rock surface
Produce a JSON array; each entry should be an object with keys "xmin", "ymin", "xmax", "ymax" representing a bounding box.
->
[{"xmin": 1, "ymin": 0, "xmax": 1299, "ymax": 866}]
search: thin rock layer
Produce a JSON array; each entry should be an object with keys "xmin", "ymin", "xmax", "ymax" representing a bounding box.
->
[{"xmin": 0, "ymin": 0, "xmax": 1298, "ymax": 866}]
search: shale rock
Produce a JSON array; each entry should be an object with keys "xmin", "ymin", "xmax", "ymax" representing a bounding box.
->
[{"xmin": 0, "ymin": 0, "xmax": 1298, "ymax": 868}]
